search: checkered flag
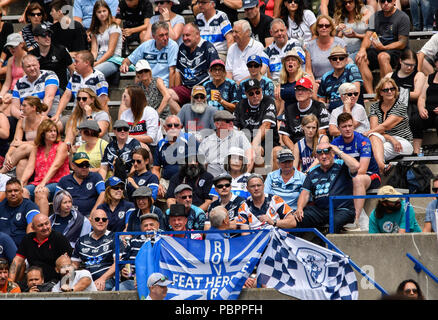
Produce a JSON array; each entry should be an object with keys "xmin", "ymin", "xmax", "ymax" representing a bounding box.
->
[{"xmin": 257, "ymin": 228, "xmax": 358, "ymax": 300}]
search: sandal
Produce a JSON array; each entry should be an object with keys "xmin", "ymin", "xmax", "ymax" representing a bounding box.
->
[{"xmin": 383, "ymin": 163, "xmax": 393, "ymax": 176}]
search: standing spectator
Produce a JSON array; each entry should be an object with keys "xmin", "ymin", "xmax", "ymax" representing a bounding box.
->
[
  {"xmin": 146, "ymin": 0, "xmax": 184, "ymax": 45},
  {"xmin": 225, "ymin": 20, "xmax": 266, "ymax": 85},
  {"xmin": 355, "ymin": 0, "xmax": 410, "ymax": 93},
  {"xmin": 52, "ymin": 255, "xmax": 97, "ymax": 292},
  {"xmin": 203, "ymin": 59, "xmax": 238, "ymax": 112},
  {"xmin": 31, "ymin": 23, "xmax": 74, "ymax": 91},
  {"xmin": 126, "ymin": 148, "xmax": 159, "ymax": 201},
  {"xmin": 169, "ymin": 22, "xmax": 219, "ymax": 106},
  {"xmin": 0, "ymin": 258, "xmax": 20, "ymax": 293},
  {"xmin": 120, "ymin": 21, "xmax": 179, "ymax": 88},
  {"xmin": 55, "ymin": 152, "xmax": 106, "ymax": 216},
  {"xmin": 195, "ymin": 0, "xmax": 233, "ymax": 61},
  {"xmin": 89, "ymin": 0, "xmax": 123, "ymax": 80},
  {"xmin": 279, "ymin": 0, "xmax": 316, "ymax": 47},
  {"xmin": 410, "ymin": 0, "xmax": 434, "ymax": 31},
  {"xmin": 423, "ymin": 176, "xmax": 438, "ymax": 233},
  {"xmin": 21, "ymin": 119, "xmax": 70, "ymax": 216},
  {"xmin": 239, "ymin": 55, "xmax": 275, "ymax": 100},
  {"xmin": 50, "ymin": 190, "xmax": 92, "ymax": 249},
  {"xmin": 243, "ymin": 0, "xmax": 273, "ymax": 47},
  {"xmin": 72, "ymin": 209, "xmax": 116, "ymax": 291},
  {"xmin": 128, "ymin": 186, "xmax": 166, "ymax": 231},
  {"xmin": 21, "ymin": 2, "xmax": 52, "ymax": 51},
  {"xmin": 396, "ymin": 279, "xmax": 425, "ymax": 300},
  {"xmin": 73, "ymin": 0, "xmax": 118, "ymax": 29}
]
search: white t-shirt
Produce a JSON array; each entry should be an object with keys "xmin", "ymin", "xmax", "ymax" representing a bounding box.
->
[
  {"xmin": 0, "ymin": 173, "xmax": 11, "ymax": 192},
  {"xmin": 420, "ymin": 33, "xmax": 438, "ymax": 60},
  {"xmin": 51, "ymin": 269, "xmax": 98, "ymax": 292},
  {"xmin": 287, "ymin": 9, "xmax": 316, "ymax": 46},
  {"xmin": 120, "ymin": 106, "xmax": 163, "ymax": 146},
  {"xmin": 96, "ymin": 24, "xmax": 123, "ymax": 57},
  {"xmin": 329, "ymin": 103, "xmax": 370, "ymax": 134}
]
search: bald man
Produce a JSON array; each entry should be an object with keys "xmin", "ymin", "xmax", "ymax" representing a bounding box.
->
[
  {"xmin": 52, "ymin": 254, "xmax": 97, "ymax": 292},
  {"xmin": 9, "ymin": 214, "xmax": 72, "ymax": 283}
]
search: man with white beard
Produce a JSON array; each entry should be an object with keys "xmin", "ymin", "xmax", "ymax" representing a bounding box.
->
[{"xmin": 177, "ymin": 85, "xmax": 217, "ymax": 141}]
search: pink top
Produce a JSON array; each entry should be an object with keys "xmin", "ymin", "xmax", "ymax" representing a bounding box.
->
[
  {"xmin": 10, "ymin": 56, "xmax": 24, "ymax": 91},
  {"xmin": 31, "ymin": 142, "xmax": 70, "ymax": 185}
]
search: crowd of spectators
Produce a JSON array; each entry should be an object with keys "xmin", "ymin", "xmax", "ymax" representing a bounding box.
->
[{"xmin": 0, "ymin": 0, "xmax": 436, "ymax": 295}]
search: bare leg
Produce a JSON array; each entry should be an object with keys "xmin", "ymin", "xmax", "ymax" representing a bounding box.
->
[
  {"xmin": 352, "ymin": 174, "xmax": 372, "ymax": 222},
  {"xmin": 369, "ymin": 135, "xmax": 385, "ymax": 174},
  {"xmin": 35, "ymin": 187, "xmax": 50, "ymax": 216},
  {"xmin": 413, "ymin": 138, "xmax": 423, "ymax": 155},
  {"xmin": 358, "ymin": 59, "xmax": 374, "ymax": 93},
  {"xmin": 15, "ymin": 158, "xmax": 28, "ymax": 181},
  {"xmin": 378, "ymin": 52, "xmax": 393, "ymax": 79}
]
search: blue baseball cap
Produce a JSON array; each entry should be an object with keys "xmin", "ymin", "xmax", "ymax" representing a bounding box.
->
[
  {"xmin": 105, "ymin": 176, "xmax": 125, "ymax": 189},
  {"xmin": 247, "ymin": 55, "xmax": 262, "ymax": 66},
  {"xmin": 242, "ymin": 0, "xmax": 258, "ymax": 9}
]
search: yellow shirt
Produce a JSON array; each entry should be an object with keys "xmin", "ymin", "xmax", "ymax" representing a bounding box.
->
[{"xmin": 77, "ymin": 138, "xmax": 108, "ymax": 170}]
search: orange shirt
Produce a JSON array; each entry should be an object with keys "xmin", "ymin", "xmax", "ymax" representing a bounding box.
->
[{"xmin": 0, "ymin": 278, "xmax": 21, "ymax": 293}]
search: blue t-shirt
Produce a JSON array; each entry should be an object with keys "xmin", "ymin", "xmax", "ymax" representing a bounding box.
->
[
  {"xmin": 264, "ymin": 168, "xmax": 306, "ymax": 210},
  {"xmin": 56, "ymin": 172, "xmax": 105, "ymax": 216},
  {"xmin": 165, "ymin": 205, "xmax": 206, "ymax": 231},
  {"xmin": 332, "ymin": 132, "xmax": 379, "ymax": 175},
  {"xmin": 0, "ymin": 199, "xmax": 40, "ymax": 247},
  {"xmin": 203, "ymin": 78, "xmax": 238, "ymax": 110},
  {"xmin": 97, "ymin": 200, "xmax": 135, "ymax": 232},
  {"xmin": 0, "ymin": 231, "xmax": 17, "ymax": 263},
  {"xmin": 101, "ymin": 137, "xmax": 141, "ymax": 174},
  {"xmin": 303, "ymin": 160, "xmax": 356, "ymax": 210},
  {"xmin": 126, "ymin": 171, "xmax": 159, "ymax": 201},
  {"xmin": 73, "ymin": 0, "xmax": 118, "ymax": 29},
  {"xmin": 425, "ymin": 199, "xmax": 438, "ymax": 232}
]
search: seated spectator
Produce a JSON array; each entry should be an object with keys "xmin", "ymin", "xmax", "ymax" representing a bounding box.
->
[
  {"xmin": 417, "ymin": 33, "xmax": 438, "ymax": 76},
  {"xmin": 118, "ymin": 85, "xmax": 163, "ymax": 153},
  {"xmin": 364, "ymin": 78, "xmax": 413, "ymax": 175},
  {"xmin": 9, "ymin": 54, "xmax": 60, "ymax": 120},
  {"xmin": 49, "ymin": 0, "xmax": 88, "ymax": 58},
  {"xmin": 203, "ymin": 59, "xmax": 238, "ymax": 112},
  {"xmin": 167, "ymin": 203, "xmax": 203, "ymax": 239},
  {"xmin": 89, "ymin": 0, "xmax": 123, "ymax": 80},
  {"xmin": 234, "ymin": 79, "xmax": 279, "ymax": 168},
  {"xmin": 396, "ymin": 279, "xmax": 425, "ymax": 300},
  {"xmin": 195, "ymin": 0, "xmax": 233, "ymax": 61},
  {"xmin": 264, "ymin": 148, "xmax": 306, "ymax": 211},
  {"xmin": 97, "ymin": 177, "xmax": 135, "ymax": 233},
  {"xmin": 99, "ymin": 119, "xmax": 141, "ymax": 180},
  {"xmin": 423, "ymin": 176, "xmax": 438, "ymax": 233},
  {"xmin": 72, "ymin": 209, "xmax": 116, "ymax": 291},
  {"xmin": 205, "ymin": 206, "xmax": 234, "ymax": 239},
  {"xmin": 52, "ymin": 254, "xmax": 97, "ymax": 292},
  {"xmin": 221, "ymin": 147, "xmax": 251, "ymax": 199},
  {"xmin": 0, "ymin": 33, "xmax": 25, "ymax": 115},
  {"xmin": 127, "ymin": 148, "xmax": 159, "ymax": 201},
  {"xmin": 279, "ymin": 0, "xmax": 316, "ymax": 47},
  {"xmin": 355, "ymin": 0, "xmax": 410, "ymax": 93},
  {"xmin": 127, "ymin": 186, "xmax": 166, "ymax": 231},
  {"xmin": 55, "ymin": 152, "xmax": 105, "ymax": 217},
  {"xmin": 73, "ymin": 0, "xmax": 118, "ymax": 29},
  {"xmin": 305, "ymin": 15, "xmax": 346, "ymax": 82},
  {"xmin": 177, "ymin": 85, "xmax": 217, "ymax": 141},
  {"xmin": 146, "ymin": 0, "xmax": 184, "ymax": 45},
  {"xmin": 24, "ymin": 266, "xmax": 56, "ymax": 292},
  {"xmin": 50, "ymin": 190, "xmax": 92, "ymax": 249},
  {"xmin": 166, "ymin": 184, "xmax": 207, "ymax": 231},
  {"xmin": 332, "ymin": 112, "xmax": 380, "ymax": 227},
  {"xmin": 0, "ymin": 12, "xmax": 13, "ymax": 72},
  {"xmin": 0, "ymin": 97, "xmax": 48, "ymax": 178},
  {"xmin": 328, "ymin": 82, "xmax": 370, "ymax": 137},
  {"xmin": 115, "ymin": 0, "xmax": 153, "ymax": 52},
  {"xmin": 169, "ymin": 22, "xmax": 219, "ymax": 106},
  {"xmin": 134, "ymin": 59, "xmax": 175, "ymax": 120},
  {"xmin": 21, "ymin": 119, "xmax": 70, "ymax": 216},
  {"xmin": 0, "ymin": 114, "xmax": 8, "ymax": 173},
  {"xmin": 369, "ymin": 185, "xmax": 421, "ymax": 234},
  {"xmin": 243, "ymin": 0, "xmax": 273, "ymax": 47},
  {"xmin": 54, "ymin": 50, "xmax": 109, "ymax": 123},
  {"xmin": 0, "ymin": 257, "xmax": 20, "ymax": 293},
  {"xmin": 263, "ymin": 18, "xmax": 301, "ymax": 83},
  {"xmin": 239, "ymin": 55, "xmax": 275, "ymax": 100},
  {"xmin": 120, "ymin": 21, "xmax": 179, "ymax": 89},
  {"xmin": 119, "ymin": 212, "xmax": 161, "ymax": 291},
  {"xmin": 0, "ymin": 232, "xmax": 16, "ymax": 263},
  {"xmin": 10, "ymin": 213, "xmax": 73, "ymax": 284},
  {"xmin": 225, "ymin": 20, "xmax": 266, "ymax": 85},
  {"xmin": 333, "ymin": 0, "xmax": 370, "ymax": 61},
  {"xmin": 151, "ymin": 115, "xmax": 200, "ymax": 200},
  {"xmin": 386, "ymin": 49, "xmax": 426, "ymax": 155},
  {"xmin": 0, "ymin": 178, "xmax": 40, "ymax": 247},
  {"xmin": 64, "ymin": 88, "xmax": 111, "ymax": 147},
  {"xmin": 206, "ymin": 173, "xmax": 245, "ymax": 234},
  {"xmin": 292, "ymin": 114, "xmax": 330, "ymax": 174},
  {"xmin": 236, "ymin": 174, "xmax": 295, "ymax": 233},
  {"xmin": 293, "ymin": 142, "xmax": 360, "ymax": 233},
  {"xmin": 74, "ymin": 120, "xmax": 109, "ymax": 172},
  {"xmin": 21, "ymin": 2, "xmax": 52, "ymax": 51},
  {"xmin": 199, "ymin": 110, "xmax": 253, "ymax": 177},
  {"xmin": 317, "ymin": 45, "xmax": 363, "ymax": 112},
  {"xmin": 31, "ymin": 23, "xmax": 74, "ymax": 91}
]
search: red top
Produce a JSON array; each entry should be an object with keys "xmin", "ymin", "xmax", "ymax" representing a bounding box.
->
[{"xmin": 31, "ymin": 142, "xmax": 70, "ymax": 185}]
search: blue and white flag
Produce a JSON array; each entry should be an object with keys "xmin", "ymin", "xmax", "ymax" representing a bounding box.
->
[
  {"xmin": 138, "ymin": 230, "xmax": 271, "ymax": 300},
  {"xmin": 257, "ymin": 228, "xmax": 358, "ymax": 300}
]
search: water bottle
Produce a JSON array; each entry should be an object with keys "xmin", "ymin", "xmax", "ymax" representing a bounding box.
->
[{"xmin": 418, "ymin": 148, "xmax": 424, "ymax": 157}]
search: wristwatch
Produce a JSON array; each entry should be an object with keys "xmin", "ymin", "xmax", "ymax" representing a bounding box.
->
[{"xmin": 273, "ymin": 220, "xmax": 277, "ymax": 227}]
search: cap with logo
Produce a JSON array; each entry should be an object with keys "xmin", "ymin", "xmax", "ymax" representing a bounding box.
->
[
  {"xmin": 295, "ymin": 77, "xmax": 313, "ymax": 90},
  {"xmin": 105, "ymin": 176, "xmax": 125, "ymax": 189},
  {"xmin": 277, "ymin": 148, "xmax": 295, "ymax": 162},
  {"xmin": 244, "ymin": 78, "xmax": 261, "ymax": 92},
  {"xmin": 72, "ymin": 152, "xmax": 90, "ymax": 165},
  {"xmin": 247, "ymin": 55, "xmax": 262, "ymax": 66},
  {"xmin": 33, "ymin": 23, "xmax": 53, "ymax": 37},
  {"xmin": 191, "ymin": 85, "xmax": 207, "ymax": 97},
  {"xmin": 213, "ymin": 173, "xmax": 232, "ymax": 185},
  {"xmin": 242, "ymin": 0, "xmax": 258, "ymax": 9}
]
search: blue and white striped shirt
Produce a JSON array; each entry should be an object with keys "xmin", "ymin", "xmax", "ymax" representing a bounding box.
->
[{"xmin": 196, "ymin": 10, "xmax": 232, "ymax": 54}]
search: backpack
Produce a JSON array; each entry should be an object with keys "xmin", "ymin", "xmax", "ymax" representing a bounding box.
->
[
  {"xmin": 406, "ymin": 164, "xmax": 434, "ymax": 194},
  {"xmin": 387, "ymin": 161, "xmax": 411, "ymax": 190}
]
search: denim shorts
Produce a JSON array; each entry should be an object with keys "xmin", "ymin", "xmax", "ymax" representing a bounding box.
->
[{"xmin": 25, "ymin": 182, "xmax": 58, "ymax": 202}]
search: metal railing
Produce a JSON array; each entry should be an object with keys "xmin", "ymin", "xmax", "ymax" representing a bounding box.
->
[
  {"xmin": 406, "ymin": 253, "xmax": 438, "ymax": 284},
  {"xmin": 114, "ymin": 227, "xmax": 388, "ymax": 297}
]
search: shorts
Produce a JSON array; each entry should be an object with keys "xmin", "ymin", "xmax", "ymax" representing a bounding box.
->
[
  {"xmin": 368, "ymin": 173, "xmax": 381, "ymax": 190},
  {"xmin": 366, "ymin": 47, "xmax": 401, "ymax": 70},
  {"xmin": 25, "ymin": 182, "xmax": 58, "ymax": 202},
  {"xmin": 172, "ymin": 85, "xmax": 192, "ymax": 105}
]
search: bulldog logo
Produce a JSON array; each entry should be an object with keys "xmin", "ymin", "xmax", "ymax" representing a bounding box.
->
[{"xmin": 296, "ymin": 247, "xmax": 327, "ymax": 289}]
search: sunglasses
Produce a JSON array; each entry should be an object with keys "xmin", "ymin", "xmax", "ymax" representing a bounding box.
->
[
  {"xmin": 432, "ymin": 187, "xmax": 438, "ymax": 193},
  {"xmin": 152, "ymin": 275, "xmax": 169, "ymax": 286},
  {"xmin": 295, "ymin": 86, "xmax": 310, "ymax": 92},
  {"xmin": 76, "ymin": 162, "xmax": 90, "ymax": 168},
  {"xmin": 379, "ymin": 0, "xmax": 393, "ymax": 3},
  {"xmin": 156, "ymin": 0, "xmax": 170, "ymax": 4},
  {"xmin": 247, "ymin": 90, "xmax": 261, "ymax": 97},
  {"xmin": 381, "ymin": 87, "xmax": 396, "ymax": 93},
  {"xmin": 318, "ymin": 24, "xmax": 331, "ymax": 29},
  {"xmin": 401, "ymin": 61, "xmax": 416, "ymax": 68},
  {"xmin": 77, "ymin": 96, "xmax": 88, "ymax": 102},
  {"xmin": 166, "ymin": 123, "xmax": 180, "ymax": 128},
  {"xmin": 404, "ymin": 288, "xmax": 418, "ymax": 294},
  {"xmin": 344, "ymin": 0, "xmax": 354, "ymax": 4},
  {"xmin": 136, "ymin": 69, "xmax": 149, "ymax": 74},
  {"xmin": 286, "ymin": 0, "xmax": 301, "ymax": 3},
  {"xmin": 29, "ymin": 12, "xmax": 42, "ymax": 17},
  {"xmin": 116, "ymin": 127, "xmax": 130, "ymax": 132},
  {"xmin": 111, "ymin": 186, "xmax": 123, "ymax": 191},
  {"xmin": 134, "ymin": 159, "xmax": 143, "ymax": 164},
  {"xmin": 216, "ymin": 183, "xmax": 231, "ymax": 189},
  {"xmin": 94, "ymin": 217, "xmax": 108, "ymax": 222},
  {"xmin": 193, "ymin": 94, "xmax": 205, "ymax": 100},
  {"xmin": 344, "ymin": 92, "xmax": 359, "ymax": 97},
  {"xmin": 180, "ymin": 195, "xmax": 193, "ymax": 200},
  {"xmin": 329, "ymin": 56, "xmax": 346, "ymax": 62},
  {"xmin": 316, "ymin": 147, "xmax": 332, "ymax": 155},
  {"xmin": 247, "ymin": 63, "xmax": 260, "ymax": 68}
]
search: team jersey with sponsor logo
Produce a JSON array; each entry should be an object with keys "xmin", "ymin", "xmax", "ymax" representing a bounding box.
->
[
  {"xmin": 66, "ymin": 69, "xmax": 108, "ymax": 99},
  {"xmin": 120, "ymin": 106, "xmax": 163, "ymax": 146},
  {"xmin": 196, "ymin": 10, "xmax": 232, "ymax": 53}
]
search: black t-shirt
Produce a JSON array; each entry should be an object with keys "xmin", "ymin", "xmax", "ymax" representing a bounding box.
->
[
  {"xmin": 51, "ymin": 20, "xmax": 88, "ymax": 54},
  {"xmin": 116, "ymin": 0, "xmax": 154, "ymax": 29},
  {"xmin": 246, "ymin": 13, "xmax": 273, "ymax": 47},
  {"xmin": 31, "ymin": 44, "xmax": 73, "ymax": 90},
  {"xmin": 16, "ymin": 231, "xmax": 73, "ymax": 282},
  {"xmin": 0, "ymin": 22, "xmax": 14, "ymax": 60}
]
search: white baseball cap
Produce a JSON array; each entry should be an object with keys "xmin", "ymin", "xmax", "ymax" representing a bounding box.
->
[{"xmin": 147, "ymin": 273, "xmax": 173, "ymax": 287}]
